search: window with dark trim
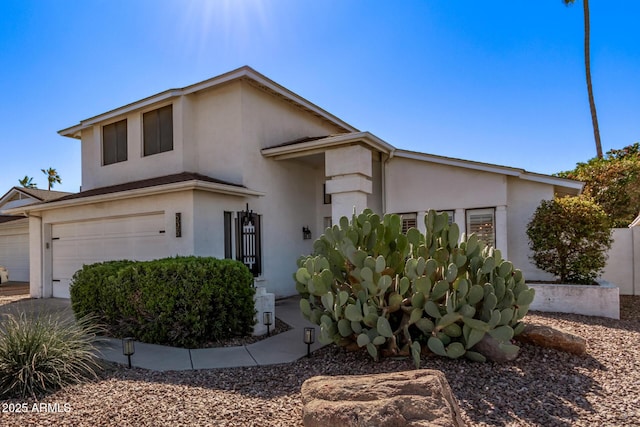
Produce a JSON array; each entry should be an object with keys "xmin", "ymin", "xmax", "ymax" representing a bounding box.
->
[
  {"xmin": 224, "ymin": 211, "xmax": 233, "ymax": 259},
  {"xmin": 143, "ymin": 104, "xmax": 173, "ymax": 156},
  {"xmin": 323, "ymin": 184, "xmax": 332, "ymax": 204},
  {"xmin": 102, "ymin": 119, "xmax": 127, "ymax": 165}
]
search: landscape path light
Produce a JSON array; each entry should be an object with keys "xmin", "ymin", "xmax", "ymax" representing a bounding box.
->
[
  {"xmin": 122, "ymin": 337, "xmax": 135, "ymax": 369},
  {"xmin": 304, "ymin": 327, "xmax": 315, "ymax": 358},
  {"xmin": 263, "ymin": 311, "xmax": 273, "ymax": 337}
]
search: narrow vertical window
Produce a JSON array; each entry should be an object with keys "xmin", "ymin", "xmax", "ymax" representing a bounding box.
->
[
  {"xmin": 224, "ymin": 211, "xmax": 232, "ymax": 259},
  {"xmin": 466, "ymin": 208, "xmax": 495, "ymax": 248},
  {"xmin": 102, "ymin": 119, "xmax": 127, "ymax": 165},
  {"xmin": 143, "ymin": 104, "xmax": 173, "ymax": 156},
  {"xmin": 323, "ymin": 184, "xmax": 332, "ymax": 204}
]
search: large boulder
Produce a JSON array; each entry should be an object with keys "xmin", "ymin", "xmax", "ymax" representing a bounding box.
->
[
  {"xmin": 301, "ymin": 370, "xmax": 465, "ymax": 427},
  {"xmin": 514, "ymin": 324, "xmax": 587, "ymax": 355}
]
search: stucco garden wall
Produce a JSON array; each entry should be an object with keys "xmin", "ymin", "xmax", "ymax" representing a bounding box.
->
[{"xmin": 602, "ymin": 227, "xmax": 640, "ymax": 296}]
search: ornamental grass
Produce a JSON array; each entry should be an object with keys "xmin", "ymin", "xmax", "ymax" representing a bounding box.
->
[{"xmin": 0, "ymin": 312, "xmax": 102, "ymax": 399}]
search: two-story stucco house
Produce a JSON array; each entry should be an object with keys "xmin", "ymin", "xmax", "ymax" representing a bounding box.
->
[{"xmin": 7, "ymin": 66, "xmax": 582, "ymax": 299}]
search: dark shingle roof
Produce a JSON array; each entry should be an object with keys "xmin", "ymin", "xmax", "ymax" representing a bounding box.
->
[
  {"xmin": 18, "ymin": 187, "xmax": 72, "ymax": 202},
  {"xmin": 50, "ymin": 172, "xmax": 244, "ymax": 203},
  {"xmin": 0, "ymin": 215, "xmax": 26, "ymax": 224}
]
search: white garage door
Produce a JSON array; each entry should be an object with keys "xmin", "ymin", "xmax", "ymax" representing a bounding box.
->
[
  {"xmin": 51, "ymin": 214, "xmax": 169, "ymax": 298},
  {"xmin": 0, "ymin": 222, "xmax": 30, "ymax": 282}
]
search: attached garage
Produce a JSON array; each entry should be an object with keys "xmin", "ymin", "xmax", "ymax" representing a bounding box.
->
[
  {"xmin": 0, "ymin": 217, "xmax": 30, "ymax": 282},
  {"xmin": 51, "ymin": 213, "xmax": 169, "ymax": 298}
]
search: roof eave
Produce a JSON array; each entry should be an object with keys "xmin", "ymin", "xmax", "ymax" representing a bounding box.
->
[
  {"xmin": 59, "ymin": 66, "xmax": 358, "ymax": 139},
  {"xmin": 394, "ymin": 150, "xmax": 583, "ymax": 192},
  {"xmin": 4, "ymin": 180, "xmax": 264, "ymax": 215},
  {"xmin": 58, "ymin": 90, "xmax": 181, "ymax": 138},
  {"xmin": 262, "ymin": 131, "xmax": 395, "ymax": 160}
]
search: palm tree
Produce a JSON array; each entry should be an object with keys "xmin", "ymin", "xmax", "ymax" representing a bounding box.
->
[
  {"xmin": 564, "ymin": 0, "xmax": 603, "ymax": 158},
  {"xmin": 41, "ymin": 168, "xmax": 62, "ymax": 191},
  {"xmin": 18, "ymin": 176, "xmax": 37, "ymax": 189}
]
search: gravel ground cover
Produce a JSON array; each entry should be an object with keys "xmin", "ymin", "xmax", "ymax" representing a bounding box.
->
[{"xmin": 0, "ymin": 295, "xmax": 638, "ymax": 426}]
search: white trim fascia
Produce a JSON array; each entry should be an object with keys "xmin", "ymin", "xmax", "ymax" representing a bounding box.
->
[
  {"xmin": 58, "ymin": 90, "xmax": 181, "ymax": 138},
  {"xmin": 518, "ymin": 173, "xmax": 584, "ymax": 190},
  {"xmin": 630, "ymin": 214, "xmax": 640, "ymax": 228},
  {"xmin": 4, "ymin": 180, "xmax": 264, "ymax": 215},
  {"xmin": 394, "ymin": 150, "xmax": 583, "ymax": 191},
  {"xmin": 395, "ymin": 150, "xmax": 522, "ymax": 176},
  {"xmin": 262, "ymin": 132, "xmax": 395, "ymax": 160},
  {"xmin": 59, "ymin": 66, "xmax": 358, "ymax": 139}
]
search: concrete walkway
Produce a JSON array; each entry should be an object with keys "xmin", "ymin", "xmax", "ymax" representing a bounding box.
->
[{"xmin": 0, "ymin": 296, "xmax": 325, "ymax": 371}]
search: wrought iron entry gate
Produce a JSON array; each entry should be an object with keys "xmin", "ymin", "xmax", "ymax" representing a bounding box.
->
[{"xmin": 236, "ymin": 205, "xmax": 262, "ymax": 276}]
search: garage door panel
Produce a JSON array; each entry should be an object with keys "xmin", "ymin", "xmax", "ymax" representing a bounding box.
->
[
  {"xmin": 51, "ymin": 214, "xmax": 168, "ymax": 298},
  {"xmin": 0, "ymin": 225, "xmax": 30, "ymax": 282}
]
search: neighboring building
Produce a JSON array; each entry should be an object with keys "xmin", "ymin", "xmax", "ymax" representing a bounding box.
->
[
  {"xmin": 4, "ymin": 66, "xmax": 582, "ymax": 298},
  {"xmin": 0, "ymin": 187, "xmax": 71, "ymax": 282}
]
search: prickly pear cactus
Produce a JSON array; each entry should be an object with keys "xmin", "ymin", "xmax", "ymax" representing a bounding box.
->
[{"xmin": 295, "ymin": 209, "xmax": 535, "ymax": 366}]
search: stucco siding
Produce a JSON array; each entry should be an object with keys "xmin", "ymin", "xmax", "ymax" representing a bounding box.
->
[
  {"xmin": 240, "ymin": 81, "xmax": 345, "ymax": 150},
  {"xmin": 385, "ymin": 157, "xmax": 507, "ymax": 213},
  {"xmin": 506, "ymin": 177, "xmax": 555, "ymax": 281},
  {"xmin": 80, "ymin": 102, "xmax": 186, "ymax": 191},
  {"xmin": 191, "ymin": 81, "xmax": 244, "ymax": 184},
  {"xmin": 250, "ymin": 159, "xmax": 318, "ymax": 298}
]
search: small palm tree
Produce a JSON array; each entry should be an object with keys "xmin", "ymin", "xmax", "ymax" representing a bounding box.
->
[
  {"xmin": 18, "ymin": 176, "xmax": 37, "ymax": 189},
  {"xmin": 41, "ymin": 168, "xmax": 62, "ymax": 191}
]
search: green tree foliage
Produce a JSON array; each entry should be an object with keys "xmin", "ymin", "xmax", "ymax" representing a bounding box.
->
[
  {"xmin": 527, "ymin": 196, "xmax": 612, "ymax": 284},
  {"xmin": 556, "ymin": 143, "xmax": 640, "ymax": 227},
  {"xmin": 41, "ymin": 167, "xmax": 62, "ymax": 190},
  {"xmin": 18, "ymin": 176, "xmax": 37, "ymax": 188}
]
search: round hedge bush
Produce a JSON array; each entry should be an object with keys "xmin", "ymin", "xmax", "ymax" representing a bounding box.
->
[{"xmin": 70, "ymin": 256, "xmax": 256, "ymax": 348}]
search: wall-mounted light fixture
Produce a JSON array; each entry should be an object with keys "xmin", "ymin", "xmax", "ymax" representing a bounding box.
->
[
  {"xmin": 302, "ymin": 226, "xmax": 312, "ymax": 240},
  {"xmin": 122, "ymin": 337, "xmax": 135, "ymax": 369},
  {"xmin": 263, "ymin": 311, "xmax": 273, "ymax": 336},
  {"xmin": 303, "ymin": 327, "xmax": 315, "ymax": 357}
]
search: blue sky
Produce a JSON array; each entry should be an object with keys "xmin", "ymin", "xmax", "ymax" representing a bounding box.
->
[{"xmin": 1, "ymin": 0, "xmax": 638, "ymax": 193}]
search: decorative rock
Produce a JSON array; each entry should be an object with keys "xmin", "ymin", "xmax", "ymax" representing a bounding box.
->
[
  {"xmin": 472, "ymin": 334, "xmax": 519, "ymax": 363},
  {"xmin": 301, "ymin": 370, "xmax": 465, "ymax": 427},
  {"xmin": 514, "ymin": 324, "xmax": 587, "ymax": 355}
]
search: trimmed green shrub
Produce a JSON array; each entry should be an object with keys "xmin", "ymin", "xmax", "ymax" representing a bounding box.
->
[
  {"xmin": 527, "ymin": 196, "xmax": 612, "ymax": 284},
  {"xmin": 70, "ymin": 257, "xmax": 256, "ymax": 348},
  {"xmin": 295, "ymin": 209, "xmax": 534, "ymax": 366},
  {"xmin": 0, "ymin": 312, "xmax": 102, "ymax": 399}
]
